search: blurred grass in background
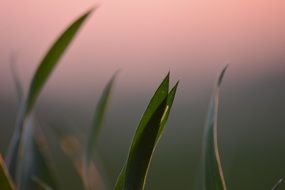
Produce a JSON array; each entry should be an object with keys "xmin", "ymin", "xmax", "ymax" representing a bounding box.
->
[{"xmin": 1, "ymin": 67, "xmax": 285, "ymax": 189}]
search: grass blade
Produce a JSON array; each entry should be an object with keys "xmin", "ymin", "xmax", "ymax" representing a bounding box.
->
[
  {"xmin": 0, "ymin": 155, "xmax": 15, "ymax": 190},
  {"xmin": 203, "ymin": 65, "xmax": 228, "ymax": 190},
  {"xmin": 115, "ymin": 76, "xmax": 178, "ymax": 190},
  {"xmin": 271, "ymin": 178, "xmax": 283, "ymax": 190},
  {"xmin": 5, "ymin": 8, "xmax": 94, "ymax": 180},
  {"xmin": 26, "ymin": 8, "xmax": 95, "ymax": 114},
  {"xmin": 124, "ymin": 95, "xmax": 167, "ymax": 190},
  {"xmin": 114, "ymin": 165, "xmax": 126, "ymax": 190},
  {"xmin": 115, "ymin": 73, "xmax": 178, "ymax": 190},
  {"xmin": 157, "ymin": 81, "xmax": 179, "ymax": 142},
  {"xmin": 10, "ymin": 52, "xmax": 23, "ymax": 102},
  {"xmin": 85, "ymin": 73, "xmax": 117, "ymax": 165},
  {"xmin": 82, "ymin": 73, "xmax": 117, "ymax": 188},
  {"xmin": 17, "ymin": 117, "xmax": 58, "ymax": 190},
  {"xmin": 115, "ymin": 73, "xmax": 169, "ymax": 190}
]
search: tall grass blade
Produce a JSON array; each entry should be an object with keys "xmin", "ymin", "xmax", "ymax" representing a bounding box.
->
[
  {"xmin": 271, "ymin": 178, "xmax": 283, "ymax": 190},
  {"xmin": 115, "ymin": 73, "xmax": 178, "ymax": 190},
  {"xmin": 6, "ymin": 54, "xmax": 25, "ymax": 180},
  {"xmin": 114, "ymin": 165, "xmax": 126, "ymax": 190},
  {"xmin": 10, "ymin": 53, "xmax": 23, "ymax": 102},
  {"xmin": 156, "ymin": 81, "xmax": 179, "ymax": 142},
  {"xmin": 115, "ymin": 73, "xmax": 169, "ymax": 189},
  {"xmin": 26, "ymin": 8, "xmax": 94, "ymax": 114},
  {"xmin": 17, "ymin": 117, "xmax": 58, "ymax": 190},
  {"xmin": 124, "ymin": 96, "xmax": 167, "ymax": 190},
  {"xmin": 115, "ymin": 76, "xmax": 178, "ymax": 190},
  {"xmin": 85, "ymin": 73, "xmax": 117, "ymax": 166},
  {"xmin": 0, "ymin": 155, "xmax": 15, "ymax": 190},
  {"xmin": 203, "ymin": 65, "xmax": 228, "ymax": 190},
  {"xmin": 5, "ymin": 8, "xmax": 94, "ymax": 180}
]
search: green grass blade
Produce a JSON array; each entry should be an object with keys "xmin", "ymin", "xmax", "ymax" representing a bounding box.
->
[
  {"xmin": 157, "ymin": 81, "xmax": 179, "ymax": 142},
  {"xmin": 271, "ymin": 179, "xmax": 283, "ymax": 190},
  {"xmin": 124, "ymin": 95, "xmax": 167, "ymax": 190},
  {"xmin": 86, "ymin": 73, "xmax": 117, "ymax": 163},
  {"xmin": 115, "ymin": 75, "xmax": 178, "ymax": 190},
  {"xmin": 83, "ymin": 73, "xmax": 117, "ymax": 188},
  {"xmin": 114, "ymin": 165, "xmax": 126, "ymax": 190},
  {"xmin": 5, "ymin": 8, "xmax": 94, "ymax": 180},
  {"xmin": 203, "ymin": 65, "xmax": 228, "ymax": 190},
  {"xmin": 26, "ymin": 8, "xmax": 94, "ymax": 114},
  {"xmin": 0, "ymin": 155, "xmax": 15, "ymax": 190},
  {"xmin": 5, "ymin": 105, "xmax": 25, "ymax": 180},
  {"xmin": 17, "ymin": 117, "xmax": 58, "ymax": 190},
  {"xmin": 116, "ymin": 73, "xmax": 179, "ymax": 190},
  {"xmin": 115, "ymin": 73, "xmax": 170, "ymax": 190}
]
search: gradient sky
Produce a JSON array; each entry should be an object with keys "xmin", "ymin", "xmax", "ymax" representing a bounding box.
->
[{"xmin": 1, "ymin": 0, "xmax": 285, "ymax": 100}]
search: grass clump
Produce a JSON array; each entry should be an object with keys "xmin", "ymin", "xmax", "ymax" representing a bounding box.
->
[
  {"xmin": 0, "ymin": 7, "xmax": 282, "ymax": 190},
  {"xmin": 0, "ymin": 7, "xmax": 178, "ymax": 190}
]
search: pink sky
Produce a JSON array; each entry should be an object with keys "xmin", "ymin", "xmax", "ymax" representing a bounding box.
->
[{"xmin": 1, "ymin": 0, "xmax": 285, "ymax": 100}]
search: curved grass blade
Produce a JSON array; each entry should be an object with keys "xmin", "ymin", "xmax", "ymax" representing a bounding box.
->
[
  {"xmin": 203, "ymin": 65, "xmax": 228, "ymax": 190},
  {"xmin": 124, "ymin": 95, "xmax": 167, "ymax": 190},
  {"xmin": 83, "ymin": 73, "xmax": 117, "ymax": 188},
  {"xmin": 5, "ymin": 8, "xmax": 95, "ymax": 180},
  {"xmin": 17, "ymin": 117, "xmax": 58, "ymax": 190},
  {"xmin": 114, "ymin": 165, "xmax": 126, "ymax": 190},
  {"xmin": 115, "ymin": 76, "xmax": 178, "ymax": 190},
  {"xmin": 115, "ymin": 73, "xmax": 169, "ymax": 189},
  {"xmin": 5, "ymin": 53, "xmax": 24, "ymax": 180},
  {"xmin": 85, "ymin": 73, "xmax": 117, "ymax": 166},
  {"xmin": 156, "ymin": 81, "xmax": 179, "ymax": 143},
  {"xmin": 271, "ymin": 178, "xmax": 283, "ymax": 190},
  {"xmin": 26, "ymin": 8, "xmax": 95, "ymax": 114},
  {"xmin": 0, "ymin": 155, "xmax": 15, "ymax": 190},
  {"xmin": 116, "ymin": 73, "xmax": 179, "ymax": 190}
]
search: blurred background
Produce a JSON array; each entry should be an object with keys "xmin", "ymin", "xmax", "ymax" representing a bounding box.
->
[{"xmin": 1, "ymin": 0, "xmax": 285, "ymax": 189}]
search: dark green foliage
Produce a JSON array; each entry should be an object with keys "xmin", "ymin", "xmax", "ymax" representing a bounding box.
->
[{"xmin": 115, "ymin": 74, "xmax": 179, "ymax": 190}]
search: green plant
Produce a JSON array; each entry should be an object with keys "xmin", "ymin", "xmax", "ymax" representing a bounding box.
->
[
  {"xmin": 202, "ymin": 66, "xmax": 283, "ymax": 190},
  {"xmin": 0, "ymin": 7, "xmax": 178, "ymax": 190},
  {"xmin": 1, "ymin": 7, "xmax": 282, "ymax": 190}
]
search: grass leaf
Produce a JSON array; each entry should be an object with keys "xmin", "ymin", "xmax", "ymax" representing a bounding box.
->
[
  {"xmin": 5, "ymin": 8, "xmax": 94, "ymax": 180},
  {"xmin": 114, "ymin": 82, "xmax": 179, "ymax": 190},
  {"xmin": 203, "ymin": 65, "xmax": 228, "ymax": 190},
  {"xmin": 115, "ymin": 73, "xmax": 178, "ymax": 190},
  {"xmin": 10, "ymin": 52, "xmax": 23, "ymax": 103},
  {"xmin": 82, "ymin": 72, "xmax": 117, "ymax": 188},
  {"xmin": 26, "ymin": 8, "xmax": 95, "ymax": 114},
  {"xmin": 17, "ymin": 117, "xmax": 58, "ymax": 190},
  {"xmin": 156, "ymin": 81, "xmax": 179, "ymax": 142},
  {"xmin": 271, "ymin": 179, "xmax": 283, "ymax": 190},
  {"xmin": 0, "ymin": 155, "xmax": 15, "ymax": 190},
  {"xmin": 85, "ymin": 73, "xmax": 117, "ymax": 164},
  {"xmin": 114, "ymin": 165, "xmax": 126, "ymax": 190}
]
